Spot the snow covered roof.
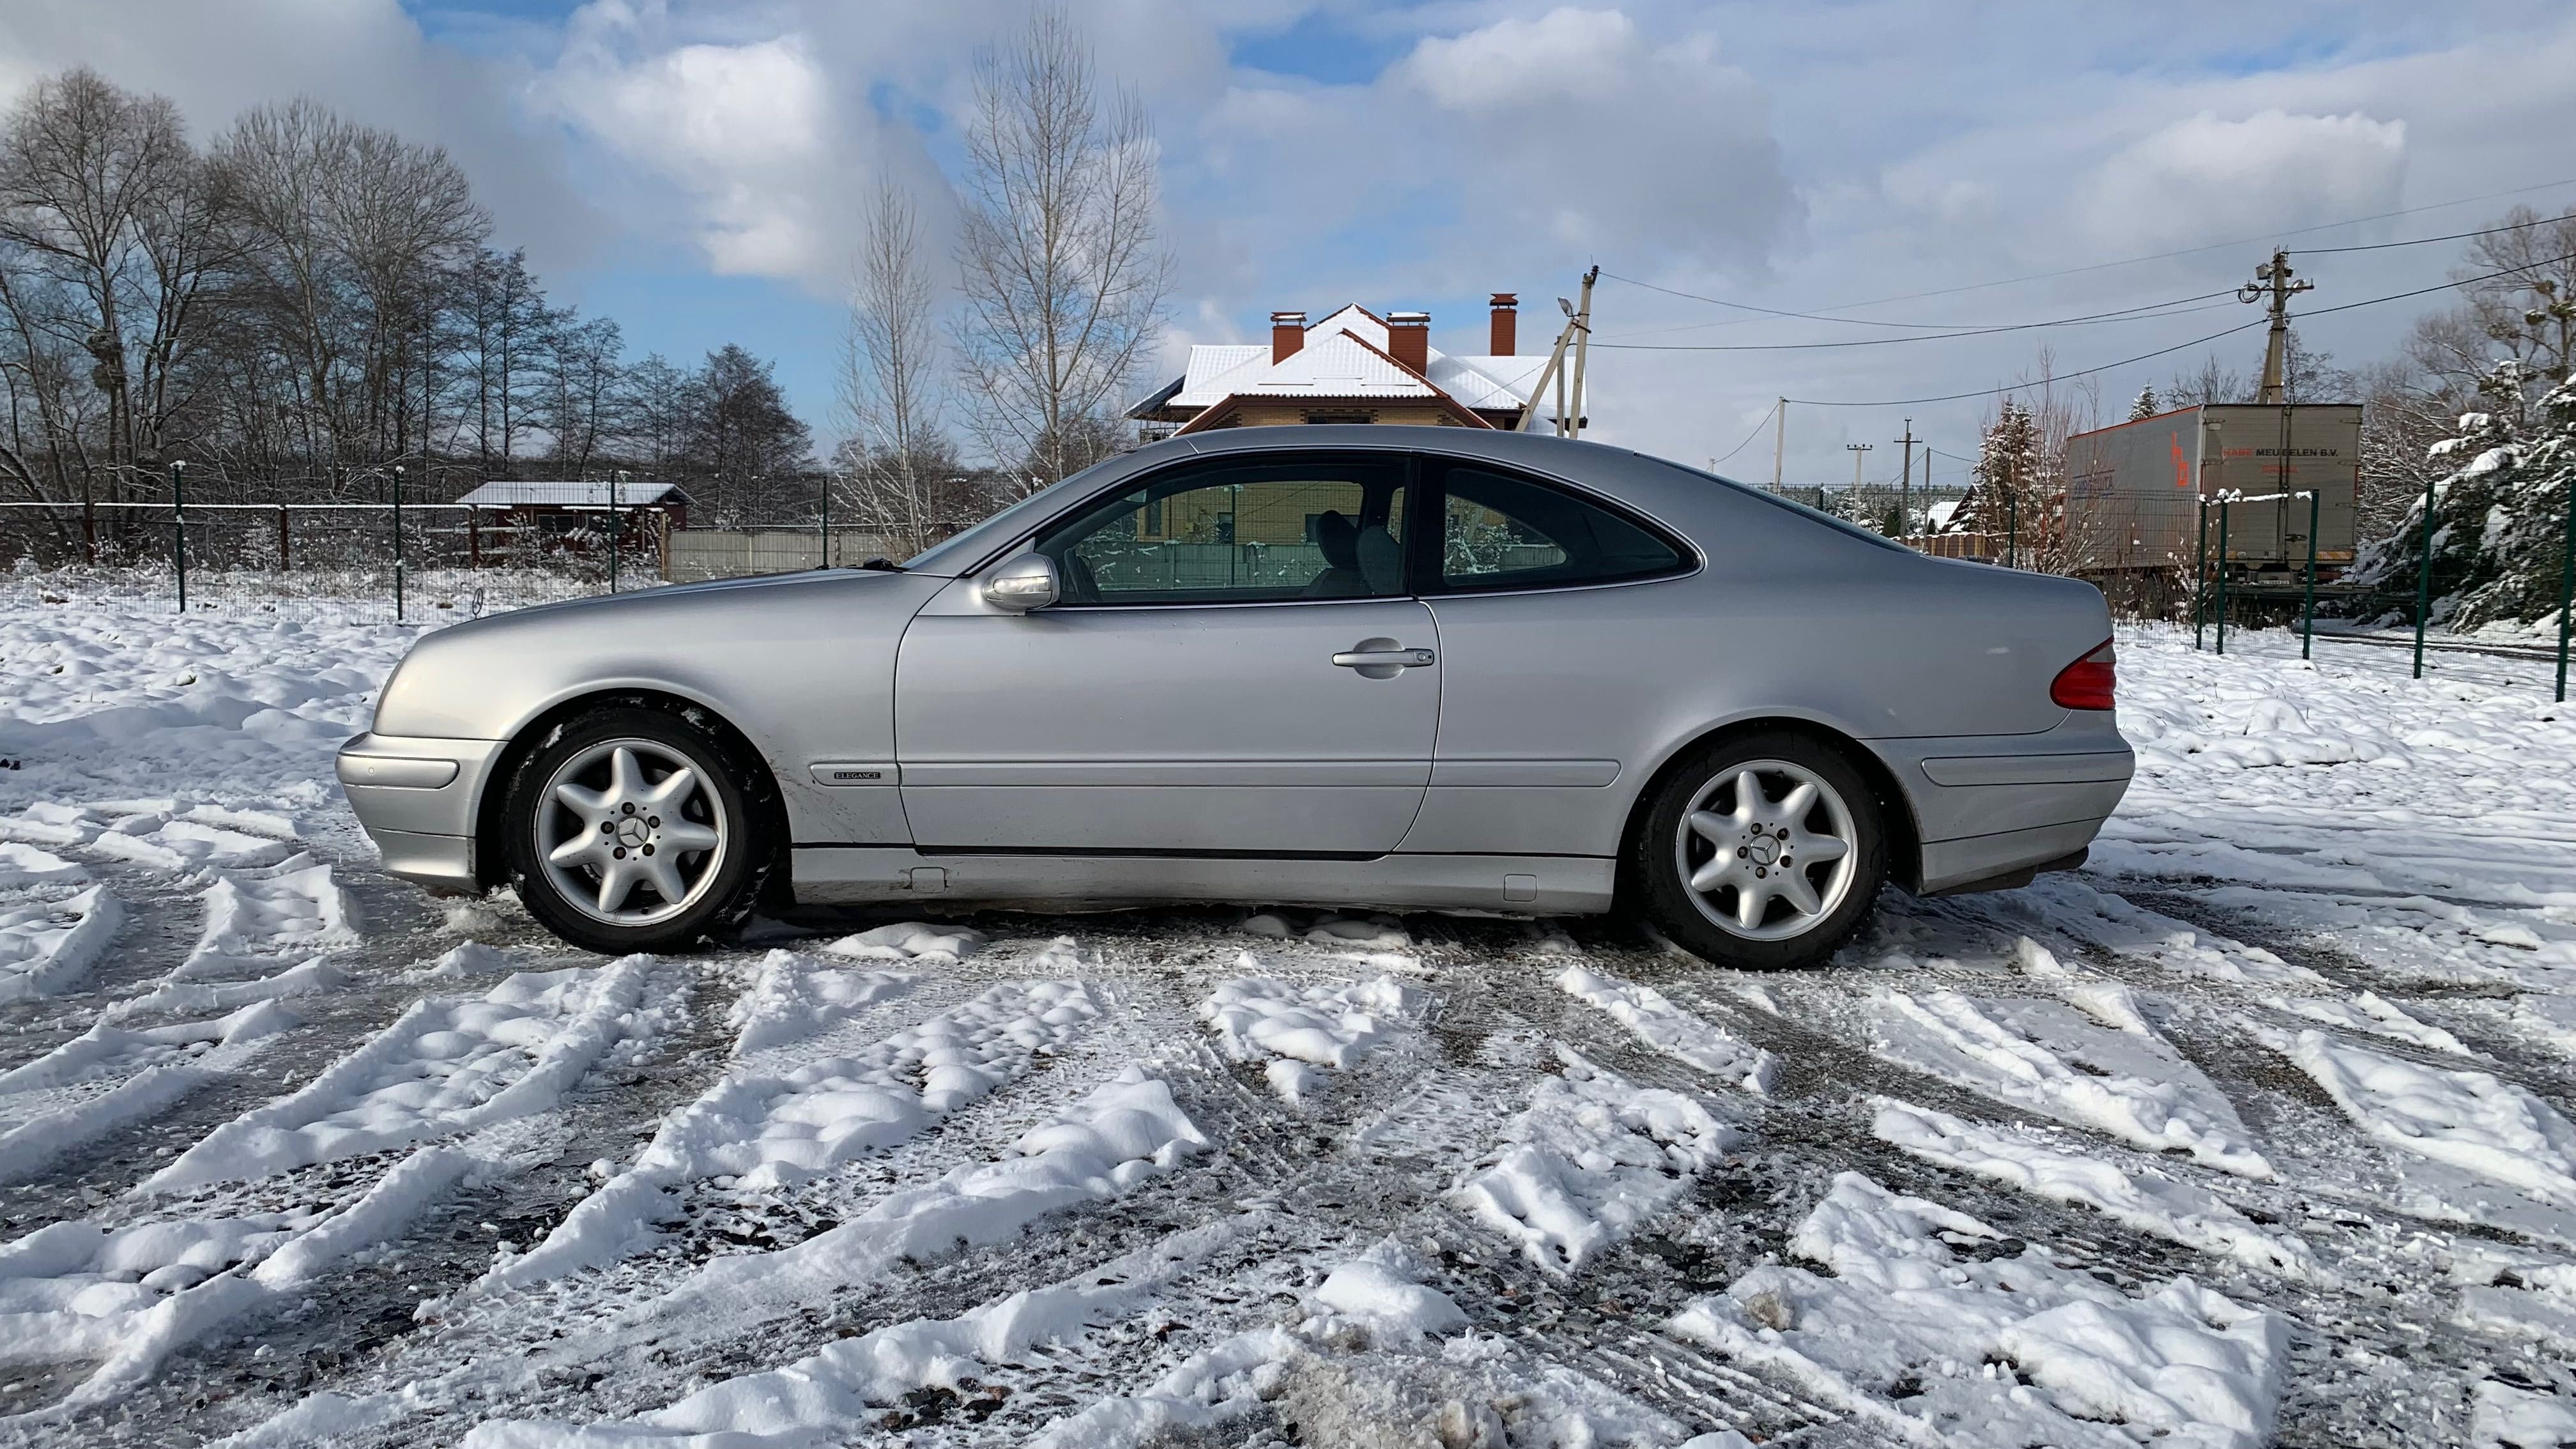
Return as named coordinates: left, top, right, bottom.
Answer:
left=457, top=480, right=691, bottom=507
left=1138, top=303, right=1543, bottom=421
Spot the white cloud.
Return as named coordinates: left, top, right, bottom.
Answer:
left=2076, top=110, right=2408, bottom=254
left=540, top=9, right=847, bottom=281
left=1390, top=8, right=1793, bottom=258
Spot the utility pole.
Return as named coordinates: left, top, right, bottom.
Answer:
left=1565, top=266, right=1598, bottom=438
left=1772, top=399, right=1787, bottom=492
left=2239, top=248, right=2313, bottom=405
left=1846, top=442, right=1873, bottom=502
left=1895, top=418, right=1919, bottom=539
left=1517, top=286, right=1581, bottom=435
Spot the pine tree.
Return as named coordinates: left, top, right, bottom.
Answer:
left=2128, top=385, right=2160, bottom=421
left=1958, top=397, right=2043, bottom=546
left=2347, top=358, right=2576, bottom=630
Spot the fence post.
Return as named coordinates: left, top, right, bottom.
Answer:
left=171, top=459, right=187, bottom=614
left=277, top=505, right=290, bottom=571
left=2193, top=494, right=2208, bottom=650
left=818, top=470, right=831, bottom=570
left=2214, top=499, right=2229, bottom=656
left=469, top=506, right=481, bottom=569
left=2302, top=489, right=2318, bottom=661
left=2412, top=470, right=2439, bottom=679
left=392, top=464, right=406, bottom=624
left=2557, top=466, right=2573, bottom=704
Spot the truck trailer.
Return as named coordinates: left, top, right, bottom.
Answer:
left=2060, top=402, right=2359, bottom=615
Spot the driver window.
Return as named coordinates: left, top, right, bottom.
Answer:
left=1033, top=459, right=1409, bottom=605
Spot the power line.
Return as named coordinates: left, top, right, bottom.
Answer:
left=2292, top=209, right=2573, bottom=256
left=1592, top=297, right=2235, bottom=353
left=1616, top=172, right=2576, bottom=341
left=1598, top=275, right=2234, bottom=337
left=1710, top=399, right=1779, bottom=464
left=1784, top=318, right=2269, bottom=407
left=1779, top=249, right=2576, bottom=408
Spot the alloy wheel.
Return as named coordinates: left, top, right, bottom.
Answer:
left=535, top=737, right=730, bottom=926
left=1673, top=758, right=1859, bottom=941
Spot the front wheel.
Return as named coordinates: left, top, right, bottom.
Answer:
left=1629, top=733, right=1887, bottom=970
left=504, top=706, right=765, bottom=954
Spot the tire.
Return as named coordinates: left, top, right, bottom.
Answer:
left=503, top=705, right=769, bottom=955
left=1628, top=731, right=1887, bottom=970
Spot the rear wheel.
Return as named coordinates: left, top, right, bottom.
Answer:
left=1630, top=732, right=1886, bottom=970
left=504, top=707, right=764, bottom=954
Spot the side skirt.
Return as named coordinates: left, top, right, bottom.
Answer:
left=790, top=847, right=1616, bottom=917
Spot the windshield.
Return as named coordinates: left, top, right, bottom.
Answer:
left=904, top=454, right=1154, bottom=576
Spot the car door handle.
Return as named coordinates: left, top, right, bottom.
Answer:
left=1332, top=647, right=1435, bottom=668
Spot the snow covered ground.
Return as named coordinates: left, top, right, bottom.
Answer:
left=0, top=597, right=2572, bottom=1447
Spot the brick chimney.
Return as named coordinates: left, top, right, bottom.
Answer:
left=1270, top=310, right=1306, bottom=364
left=1489, top=293, right=1517, bottom=356
left=1386, top=310, right=1429, bottom=374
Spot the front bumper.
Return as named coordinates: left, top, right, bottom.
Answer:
left=337, top=732, right=509, bottom=893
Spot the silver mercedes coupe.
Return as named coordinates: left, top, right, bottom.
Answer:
left=337, top=427, right=2133, bottom=969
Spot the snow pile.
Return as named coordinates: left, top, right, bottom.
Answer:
left=1303, top=1241, right=1468, bottom=1345
left=2274, top=1028, right=2576, bottom=1209
left=2457, top=1261, right=2576, bottom=1349
left=1873, top=988, right=2273, bottom=1177
left=411, top=940, right=527, bottom=981
left=1671, top=1172, right=2285, bottom=1449
left=79, top=805, right=293, bottom=873
left=2124, top=686, right=2409, bottom=769
left=2271, top=990, right=2476, bottom=1057
left=1453, top=1046, right=1736, bottom=1272
left=146, top=956, right=659, bottom=1191
left=0, top=841, right=86, bottom=889
left=1872, top=1098, right=2316, bottom=1278
left=1243, top=910, right=1413, bottom=951
left=2510, top=993, right=2576, bottom=1058
left=0, top=884, right=120, bottom=1003
left=817, top=920, right=984, bottom=962
left=624, top=1068, right=1208, bottom=1333
left=465, top=1217, right=1252, bottom=1449
left=0, top=1146, right=472, bottom=1413
left=0, top=1001, right=296, bottom=1183
left=483, top=976, right=1096, bottom=1290
left=1200, top=969, right=1418, bottom=1101
left=1018, top=1238, right=1690, bottom=1449
left=2472, top=1381, right=2576, bottom=1449
left=1554, top=963, right=1775, bottom=1092
left=103, top=854, right=362, bottom=1020
left=1991, top=876, right=2320, bottom=986
left=0, top=604, right=410, bottom=821
left=724, top=947, right=914, bottom=1055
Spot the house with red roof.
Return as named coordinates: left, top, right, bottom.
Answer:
left=1127, top=296, right=1554, bottom=439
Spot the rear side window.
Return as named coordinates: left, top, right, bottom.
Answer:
left=1430, top=464, right=1689, bottom=593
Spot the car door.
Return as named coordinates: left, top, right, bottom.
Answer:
left=1399, top=457, right=1698, bottom=859
left=893, top=452, right=1438, bottom=855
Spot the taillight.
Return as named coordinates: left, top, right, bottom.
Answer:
left=2051, top=640, right=2117, bottom=710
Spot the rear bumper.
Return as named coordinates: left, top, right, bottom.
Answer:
left=1871, top=724, right=2133, bottom=894
left=337, top=732, right=508, bottom=893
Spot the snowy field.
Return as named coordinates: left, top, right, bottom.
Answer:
left=1, top=597, right=2573, bottom=1449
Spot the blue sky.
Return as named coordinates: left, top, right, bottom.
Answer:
left=7, top=0, right=2575, bottom=480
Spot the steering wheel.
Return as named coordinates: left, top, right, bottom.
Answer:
left=1062, top=550, right=1101, bottom=604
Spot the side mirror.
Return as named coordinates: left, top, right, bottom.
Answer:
left=982, top=553, right=1061, bottom=611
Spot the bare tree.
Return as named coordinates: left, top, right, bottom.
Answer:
left=0, top=66, right=222, bottom=524
left=215, top=98, right=484, bottom=490
left=836, top=180, right=962, bottom=555
left=952, top=8, right=1170, bottom=491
